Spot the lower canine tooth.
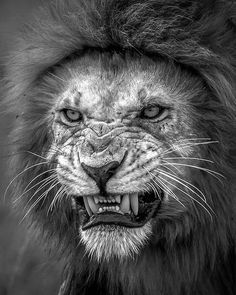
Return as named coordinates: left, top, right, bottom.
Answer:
left=87, top=196, right=99, bottom=214
left=83, top=197, right=92, bottom=216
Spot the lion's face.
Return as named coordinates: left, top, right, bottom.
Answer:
left=44, top=52, right=212, bottom=261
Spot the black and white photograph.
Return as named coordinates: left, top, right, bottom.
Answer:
left=0, top=1, right=235, bottom=294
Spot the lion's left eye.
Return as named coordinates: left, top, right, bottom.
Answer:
left=62, top=109, right=82, bottom=123
left=141, top=105, right=163, bottom=119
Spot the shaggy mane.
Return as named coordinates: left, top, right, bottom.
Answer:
left=4, top=0, right=236, bottom=110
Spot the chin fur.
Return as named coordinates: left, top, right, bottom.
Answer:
left=80, top=223, right=152, bottom=262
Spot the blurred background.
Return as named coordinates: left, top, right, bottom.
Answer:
left=0, top=1, right=62, bottom=294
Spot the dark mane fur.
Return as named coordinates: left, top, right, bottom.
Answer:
left=3, top=1, right=236, bottom=294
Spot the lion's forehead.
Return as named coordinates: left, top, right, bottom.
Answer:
left=54, top=55, right=191, bottom=120
left=58, top=78, right=168, bottom=121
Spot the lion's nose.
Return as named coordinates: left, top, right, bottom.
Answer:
left=81, top=161, right=120, bottom=193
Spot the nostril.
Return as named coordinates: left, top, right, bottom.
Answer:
left=86, top=141, right=96, bottom=153
left=105, top=161, right=120, bottom=175
left=81, top=161, right=120, bottom=192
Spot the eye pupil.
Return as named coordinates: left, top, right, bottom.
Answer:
left=142, top=105, right=161, bottom=119
left=63, top=109, right=82, bottom=122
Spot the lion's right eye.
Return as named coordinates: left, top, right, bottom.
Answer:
left=61, top=109, right=82, bottom=124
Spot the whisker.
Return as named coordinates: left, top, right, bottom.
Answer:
left=143, top=167, right=162, bottom=194
left=142, top=183, right=151, bottom=194
left=49, top=146, right=64, bottom=154
left=13, top=171, right=57, bottom=205
left=47, top=186, right=65, bottom=214
left=177, top=137, right=211, bottom=142
left=21, top=177, right=58, bottom=209
left=159, top=176, right=213, bottom=219
left=162, top=162, right=224, bottom=182
left=156, top=177, right=186, bottom=208
left=154, top=168, right=207, bottom=203
left=161, top=160, right=182, bottom=174
left=163, top=141, right=219, bottom=156
left=21, top=169, right=57, bottom=194
left=49, top=72, right=67, bottom=83
left=156, top=167, right=207, bottom=202
left=26, top=151, right=48, bottom=161
left=147, top=182, right=161, bottom=200
left=144, top=167, right=184, bottom=207
left=20, top=181, right=59, bottom=223
left=4, top=162, right=48, bottom=201
left=57, top=188, right=68, bottom=205
left=163, top=157, right=214, bottom=163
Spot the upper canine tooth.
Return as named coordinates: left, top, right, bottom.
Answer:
left=83, top=197, right=92, bottom=216
left=120, top=194, right=130, bottom=214
left=130, top=193, right=139, bottom=215
left=87, top=196, right=99, bottom=214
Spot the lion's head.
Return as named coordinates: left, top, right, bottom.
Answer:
left=3, top=1, right=236, bottom=295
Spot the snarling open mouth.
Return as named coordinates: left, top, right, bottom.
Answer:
left=75, top=190, right=163, bottom=230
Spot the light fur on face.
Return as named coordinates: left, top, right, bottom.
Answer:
left=80, top=223, right=152, bottom=262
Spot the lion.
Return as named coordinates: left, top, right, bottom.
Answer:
left=3, top=0, right=236, bottom=294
